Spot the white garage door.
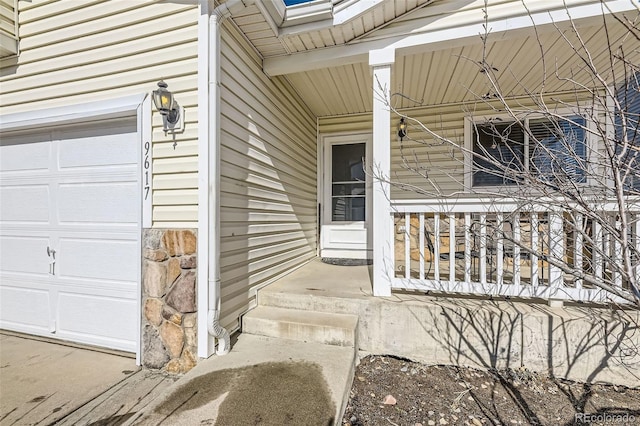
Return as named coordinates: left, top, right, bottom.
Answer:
left=0, top=118, right=140, bottom=352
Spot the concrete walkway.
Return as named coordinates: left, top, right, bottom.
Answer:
left=0, top=332, right=139, bottom=425
left=1, top=331, right=356, bottom=426
left=128, top=334, right=356, bottom=426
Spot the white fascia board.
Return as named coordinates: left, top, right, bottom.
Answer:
left=281, top=0, right=333, bottom=27
left=261, top=0, right=286, bottom=26
left=279, top=0, right=382, bottom=36
left=0, top=32, right=18, bottom=57
left=264, top=0, right=638, bottom=76
left=0, top=93, right=147, bottom=132
left=332, top=0, right=384, bottom=26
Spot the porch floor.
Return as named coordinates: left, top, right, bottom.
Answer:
left=261, top=258, right=374, bottom=299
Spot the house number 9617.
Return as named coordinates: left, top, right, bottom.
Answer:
left=144, top=141, right=150, bottom=200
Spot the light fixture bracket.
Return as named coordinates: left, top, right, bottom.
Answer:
left=161, top=105, right=184, bottom=134
left=398, top=117, right=407, bottom=141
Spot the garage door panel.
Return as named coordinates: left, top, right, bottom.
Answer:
left=57, top=238, right=137, bottom=283
left=0, top=235, right=51, bottom=276
left=0, top=285, right=51, bottom=333
left=58, top=124, right=137, bottom=170
left=58, top=181, right=138, bottom=225
left=0, top=136, right=51, bottom=173
left=56, top=292, right=137, bottom=352
left=0, top=185, right=50, bottom=223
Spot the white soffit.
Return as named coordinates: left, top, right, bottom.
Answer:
left=231, top=0, right=433, bottom=58
left=263, top=0, right=640, bottom=76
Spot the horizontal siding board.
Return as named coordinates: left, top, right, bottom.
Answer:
left=221, top=247, right=314, bottom=283
left=153, top=189, right=198, bottom=206
left=153, top=173, right=198, bottom=190
left=0, top=57, right=198, bottom=107
left=219, top=164, right=315, bottom=200
left=220, top=180, right=316, bottom=205
left=19, top=2, right=192, bottom=41
left=153, top=156, right=198, bottom=175
left=11, top=26, right=197, bottom=78
left=3, top=43, right=197, bottom=95
left=221, top=229, right=316, bottom=253
left=222, top=191, right=316, bottom=215
left=17, top=9, right=197, bottom=63
left=221, top=223, right=317, bottom=239
left=18, top=0, right=103, bottom=24
left=153, top=205, right=198, bottom=223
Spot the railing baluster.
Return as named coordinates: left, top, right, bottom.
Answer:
left=635, top=213, right=640, bottom=287
left=465, top=213, right=471, bottom=283
left=531, top=212, right=539, bottom=288
left=549, top=211, right=564, bottom=290
left=496, top=212, right=504, bottom=286
left=434, top=213, right=440, bottom=282
left=603, top=217, right=610, bottom=284
left=614, top=215, right=622, bottom=288
left=449, top=213, right=455, bottom=285
left=419, top=213, right=425, bottom=280
left=513, top=213, right=521, bottom=287
left=405, top=213, right=410, bottom=279
left=574, top=214, right=583, bottom=290
left=593, top=220, right=603, bottom=281
left=480, top=213, right=487, bottom=285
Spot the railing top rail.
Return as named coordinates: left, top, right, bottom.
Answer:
left=391, top=197, right=640, bottom=214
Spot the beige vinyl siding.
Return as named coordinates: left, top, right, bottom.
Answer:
left=219, top=21, right=317, bottom=332
left=319, top=93, right=597, bottom=199
left=0, top=0, right=17, bottom=56
left=0, top=1, right=199, bottom=227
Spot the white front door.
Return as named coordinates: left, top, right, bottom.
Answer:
left=320, top=134, right=372, bottom=260
left=0, top=118, right=140, bottom=352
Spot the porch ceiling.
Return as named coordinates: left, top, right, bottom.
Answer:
left=229, top=0, right=639, bottom=118
left=284, top=18, right=640, bottom=117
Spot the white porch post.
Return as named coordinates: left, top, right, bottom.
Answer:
left=370, top=48, right=394, bottom=297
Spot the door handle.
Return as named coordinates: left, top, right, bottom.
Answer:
left=47, top=246, right=56, bottom=275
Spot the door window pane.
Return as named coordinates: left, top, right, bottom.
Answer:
left=331, top=143, right=365, bottom=221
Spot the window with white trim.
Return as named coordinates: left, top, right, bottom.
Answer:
left=468, top=115, right=588, bottom=188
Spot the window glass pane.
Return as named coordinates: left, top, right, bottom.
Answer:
left=332, top=197, right=365, bottom=221
left=529, top=116, right=587, bottom=184
left=615, top=73, right=640, bottom=193
left=332, top=143, right=365, bottom=183
left=472, top=123, right=524, bottom=186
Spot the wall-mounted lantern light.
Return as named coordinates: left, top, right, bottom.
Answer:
left=398, top=117, right=407, bottom=141
left=152, top=80, right=184, bottom=134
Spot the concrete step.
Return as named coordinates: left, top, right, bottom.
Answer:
left=242, top=305, right=358, bottom=347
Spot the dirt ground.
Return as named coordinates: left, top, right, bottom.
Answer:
left=342, top=355, right=640, bottom=426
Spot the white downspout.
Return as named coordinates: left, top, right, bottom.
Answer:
left=203, top=0, right=252, bottom=356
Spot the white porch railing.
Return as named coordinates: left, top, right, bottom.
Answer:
left=390, top=199, right=640, bottom=304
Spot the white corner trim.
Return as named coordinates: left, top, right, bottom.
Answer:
left=0, top=94, right=148, bottom=132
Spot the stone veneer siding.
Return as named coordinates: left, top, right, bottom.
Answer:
left=142, top=229, right=198, bottom=373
